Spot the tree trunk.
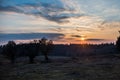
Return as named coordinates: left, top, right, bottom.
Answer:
left=10, top=57, right=15, bottom=64
left=44, top=53, right=48, bottom=61
left=10, top=55, right=15, bottom=64
left=29, top=56, right=34, bottom=63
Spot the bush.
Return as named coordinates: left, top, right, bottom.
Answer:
left=2, top=41, right=16, bottom=64
left=116, top=36, right=120, bottom=51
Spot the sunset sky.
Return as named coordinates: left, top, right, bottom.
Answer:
left=0, top=0, right=120, bottom=44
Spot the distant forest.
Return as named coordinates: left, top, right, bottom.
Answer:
left=0, top=33, right=120, bottom=64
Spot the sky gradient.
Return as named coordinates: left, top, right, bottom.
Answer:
left=0, top=0, right=120, bottom=44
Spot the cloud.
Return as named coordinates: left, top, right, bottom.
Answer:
left=98, top=21, right=120, bottom=30
left=75, top=27, right=95, bottom=32
left=71, top=35, right=82, bottom=38
left=0, top=0, right=83, bottom=23
left=0, top=33, right=65, bottom=42
left=1, top=0, right=120, bottom=24
left=0, top=5, right=23, bottom=13
left=50, top=28, right=63, bottom=32
left=86, top=38, right=105, bottom=41
left=0, top=30, right=4, bottom=33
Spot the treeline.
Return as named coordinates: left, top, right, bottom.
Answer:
left=0, top=37, right=53, bottom=64
left=51, top=43, right=117, bottom=57
left=0, top=34, right=120, bottom=64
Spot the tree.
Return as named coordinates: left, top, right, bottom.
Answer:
left=29, top=43, right=39, bottom=63
left=116, top=31, right=120, bottom=51
left=2, top=41, right=16, bottom=64
left=39, top=37, right=54, bottom=62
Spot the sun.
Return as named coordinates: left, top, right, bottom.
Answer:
left=80, top=37, right=85, bottom=41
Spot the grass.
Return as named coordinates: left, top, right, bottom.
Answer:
left=1, top=54, right=120, bottom=80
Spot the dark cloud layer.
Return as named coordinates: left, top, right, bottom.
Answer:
left=0, top=0, right=82, bottom=23
left=86, top=39, right=105, bottom=41
left=0, top=5, right=23, bottom=13
left=0, top=33, right=64, bottom=41
left=71, top=35, right=82, bottom=38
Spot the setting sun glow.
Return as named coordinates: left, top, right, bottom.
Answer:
left=81, top=37, right=85, bottom=41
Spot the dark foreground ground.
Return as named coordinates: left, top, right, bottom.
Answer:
left=0, top=54, right=120, bottom=80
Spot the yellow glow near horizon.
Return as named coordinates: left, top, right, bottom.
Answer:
left=80, top=37, right=85, bottom=41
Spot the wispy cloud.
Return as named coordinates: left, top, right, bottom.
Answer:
left=75, top=27, right=95, bottom=32
left=0, top=0, right=84, bottom=23
left=98, top=21, right=120, bottom=31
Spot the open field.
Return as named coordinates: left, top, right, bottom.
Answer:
left=1, top=54, right=120, bottom=80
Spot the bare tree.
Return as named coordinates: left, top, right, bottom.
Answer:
left=39, top=37, right=54, bottom=62
left=28, top=43, right=39, bottom=63
left=116, top=31, right=120, bottom=52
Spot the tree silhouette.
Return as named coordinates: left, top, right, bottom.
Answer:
left=27, top=43, right=39, bottom=63
left=39, top=37, right=53, bottom=62
left=3, top=41, right=16, bottom=64
left=116, top=31, right=120, bottom=51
